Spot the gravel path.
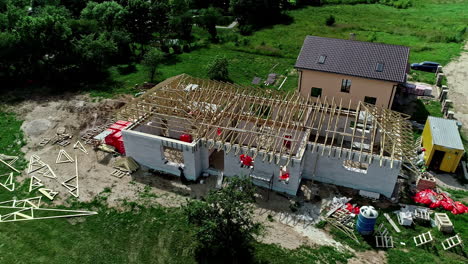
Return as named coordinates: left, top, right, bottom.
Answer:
left=443, top=42, right=468, bottom=134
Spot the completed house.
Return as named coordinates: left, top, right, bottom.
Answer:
left=295, top=36, right=410, bottom=109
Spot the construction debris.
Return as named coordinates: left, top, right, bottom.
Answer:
left=0, top=154, right=21, bottom=173
left=324, top=197, right=359, bottom=244
left=384, top=213, right=401, bottom=233
left=0, top=172, right=15, bottom=191
left=36, top=164, right=57, bottom=179
left=110, top=169, right=128, bottom=178
left=56, top=149, right=74, bottom=164
left=61, top=155, right=79, bottom=197
left=375, top=223, right=393, bottom=248
left=28, top=155, right=46, bottom=174
left=29, top=176, right=44, bottom=192
left=359, top=190, right=380, bottom=200
left=38, top=188, right=59, bottom=200
left=416, top=172, right=436, bottom=191
left=396, top=207, right=413, bottom=226
left=0, top=206, right=97, bottom=223
left=413, top=231, right=433, bottom=246
left=73, top=141, right=88, bottom=154
left=413, top=208, right=431, bottom=223
left=0, top=197, right=42, bottom=208
left=434, top=213, right=454, bottom=233
left=0, top=154, right=18, bottom=166
left=441, top=234, right=463, bottom=250
left=38, top=137, right=51, bottom=147
left=325, top=197, right=352, bottom=218
left=375, top=224, right=393, bottom=248
left=113, top=157, right=139, bottom=173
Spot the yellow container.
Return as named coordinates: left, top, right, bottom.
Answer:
left=422, top=117, right=464, bottom=173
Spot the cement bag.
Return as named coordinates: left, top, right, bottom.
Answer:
left=441, top=198, right=455, bottom=211
left=451, top=202, right=468, bottom=215
left=414, top=189, right=438, bottom=205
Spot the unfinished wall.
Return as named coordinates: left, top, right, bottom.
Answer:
left=302, top=143, right=400, bottom=197
left=122, top=129, right=207, bottom=180
left=223, top=145, right=302, bottom=195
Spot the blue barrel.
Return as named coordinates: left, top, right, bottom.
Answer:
left=356, top=206, right=378, bottom=235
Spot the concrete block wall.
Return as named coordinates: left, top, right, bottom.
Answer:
left=223, top=145, right=302, bottom=195
left=303, top=143, right=400, bottom=197
left=122, top=129, right=206, bottom=180
left=307, top=112, right=382, bottom=144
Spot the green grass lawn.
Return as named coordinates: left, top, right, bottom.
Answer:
left=412, top=99, right=443, bottom=123
left=92, top=1, right=467, bottom=97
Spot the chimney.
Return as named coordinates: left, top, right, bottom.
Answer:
left=349, top=33, right=356, bottom=40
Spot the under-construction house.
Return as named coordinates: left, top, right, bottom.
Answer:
left=117, top=74, right=416, bottom=198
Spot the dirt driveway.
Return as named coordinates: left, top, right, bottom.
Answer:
left=443, top=42, right=468, bottom=134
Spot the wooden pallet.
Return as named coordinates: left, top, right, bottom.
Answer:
left=414, top=231, right=433, bottom=246
left=110, top=169, right=128, bottom=178
left=441, top=234, right=463, bottom=250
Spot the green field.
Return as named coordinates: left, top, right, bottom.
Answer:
left=93, top=0, right=468, bottom=97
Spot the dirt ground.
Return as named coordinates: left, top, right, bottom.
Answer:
left=443, top=42, right=468, bottom=134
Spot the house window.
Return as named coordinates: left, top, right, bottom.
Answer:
left=310, top=87, right=322, bottom=97
left=375, top=63, right=384, bottom=72
left=341, top=79, right=352, bottom=93
left=364, top=96, right=377, bottom=105
left=318, top=55, right=327, bottom=64
left=343, top=160, right=369, bottom=174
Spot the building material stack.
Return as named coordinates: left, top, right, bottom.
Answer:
left=104, top=121, right=132, bottom=154
left=434, top=213, right=454, bottom=233
left=416, top=172, right=436, bottom=191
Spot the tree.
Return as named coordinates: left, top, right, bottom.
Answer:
left=197, top=7, right=221, bottom=42
left=206, top=56, right=229, bottom=81
left=81, top=1, right=127, bottom=31
left=183, top=177, right=262, bottom=262
left=230, top=0, right=286, bottom=29
left=169, top=0, right=193, bottom=41
left=72, top=33, right=118, bottom=75
left=142, top=48, right=164, bottom=82
left=122, top=0, right=152, bottom=55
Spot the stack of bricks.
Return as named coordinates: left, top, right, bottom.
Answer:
left=416, top=172, right=437, bottom=191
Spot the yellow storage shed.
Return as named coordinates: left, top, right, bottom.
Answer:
left=422, top=116, right=465, bottom=173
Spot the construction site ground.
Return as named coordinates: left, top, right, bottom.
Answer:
left=4, top=94, right=361, bottom=255
left=3, top=93, right=466, bottom=263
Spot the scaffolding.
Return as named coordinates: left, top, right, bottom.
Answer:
left=117, top=74, right=415, bottom=168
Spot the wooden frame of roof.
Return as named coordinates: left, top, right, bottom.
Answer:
left=116, top=74, right=416, bottom=168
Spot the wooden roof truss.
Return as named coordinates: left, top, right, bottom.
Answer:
left=117, top=74, right=415, bottom=167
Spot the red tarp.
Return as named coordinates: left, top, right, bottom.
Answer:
left=414, top=189, right=468, bottom=214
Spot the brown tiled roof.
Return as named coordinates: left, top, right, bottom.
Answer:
left=295, top=36, right=410, bottom=83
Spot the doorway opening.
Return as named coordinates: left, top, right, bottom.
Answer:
left=209, top=150, right=224, bottom=171
left=430, top=150, right=445, bottom=171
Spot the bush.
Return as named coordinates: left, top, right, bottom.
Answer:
left=206, top=56, right=229, bottom=81
left=325, top=15, right=335, bottom=26
left=239, top=24, right=254, bottom=35
left=172, top=44, right=182, bottom=54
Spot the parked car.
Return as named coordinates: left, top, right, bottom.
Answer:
left=410, top=61, right=440, bottom=72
